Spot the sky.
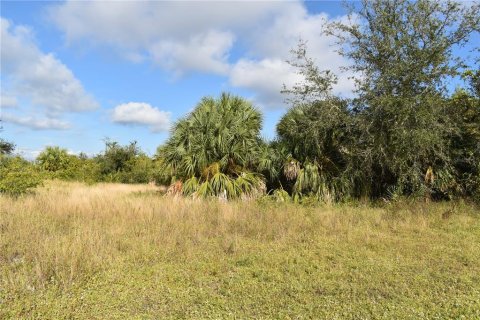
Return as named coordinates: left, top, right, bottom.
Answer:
left=0, top=1, right=477, bottom=159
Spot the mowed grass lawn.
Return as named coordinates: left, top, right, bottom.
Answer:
left=1, top=181, right=479, bottom=319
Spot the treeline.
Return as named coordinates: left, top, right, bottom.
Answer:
left=0, top=139, right=171, bottom=196
left=1, top=0, right=479, bottom=202
left=158, top=0, right=480, bottom=203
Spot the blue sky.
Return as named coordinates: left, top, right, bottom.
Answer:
left=0, top=1, right=478, bottom=159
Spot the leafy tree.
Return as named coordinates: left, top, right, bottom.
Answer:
left=326, top=0, right=480, bottom=198
left=281, top=40, right=338, bottom=105
left=118, top=154, right=157, bottom=184
left=159, top=93, right=266, bottom=199
left=279, top=39, right=357, bottom=202
left=463, top=69, right=480, bottom=98
left=97, top=140, right=141, bottom=180
left=54, top=154, right=102, bottom=183
left=256, top=140, right=286, bottom=192
left=0, top=138, right=15, bottom=155
left=445, top=89, right=480, bottom=200
left=152, top=153, right=175, bottom=186
left=37, top=146, right=71, bottom=172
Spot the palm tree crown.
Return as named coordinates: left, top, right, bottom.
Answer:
left=159, top=93, right=266, bottom=199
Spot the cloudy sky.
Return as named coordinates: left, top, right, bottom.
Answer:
left=0, top=1, right=476, bottom=159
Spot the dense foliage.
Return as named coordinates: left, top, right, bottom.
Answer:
left=275, top=0, right=480, bottom=202
left=0, top=140, right=163, bottom=196
left=0, top=156, right=43, bottom=196
left=327, top=0, right=479, bottom=200
left=96, top=140, right=157, bottom=183
left=158, top=93, right=266, bottom=199
left=1, top=0, right=478, bottom=203
left=276, top=99, right=354, bottom=202
left=0, top=138, right=15, bottom=155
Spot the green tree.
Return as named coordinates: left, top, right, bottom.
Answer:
left=119, top=154, right=157, bottom=184
left=277, top=99, right=354, bottom=201
left=159, top=93, right=266, bottom=199
left=279, top=39, right=357, bottom=202
left=327, top=0, right=480, bottom=198
left=97, top=140, right=141, bottom=181
left=53, top=154, right=102, bottom=183
left=445, top=89, right=480, bottom=200
left=463, top=68, right=480, bottom=98
left=0, top=138, right=15, bottom=155
left=37, top=146, right=71, bottom=172
left=281, top=40, right=338, bottom=105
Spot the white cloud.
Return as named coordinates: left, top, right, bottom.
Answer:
left=0, top=17, right=99, bottom=114
left=49, top=1, right=288, bottom=76
left=149, top=30, right=234, bottom=77
left=0, top=94, right=18, bottom=108
left=111, top=102, right=171, bottom=132
left=49, top=1, right=287, bottom=47
left=2, top=113, right=70, bottom=130
left=230, top=6, right=355, bottom=107
left=230, top=58, right=302, bottom=108
left=49, top=1, right=356, bottom=108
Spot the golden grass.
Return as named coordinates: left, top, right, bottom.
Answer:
left=1, top=181, right=480, bottom=319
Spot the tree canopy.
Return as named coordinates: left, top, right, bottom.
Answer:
left=158, top=93, right=266, bottom=199
left=279, top=0, right=479, bottom=201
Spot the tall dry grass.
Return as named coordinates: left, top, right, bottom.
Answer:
left=1, top=181, right=479, bottom=318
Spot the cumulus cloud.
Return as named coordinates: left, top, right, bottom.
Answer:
left=111, top=102, right=171, bottom=132
left=49, top=1, right=287, bottom=75
left=2, top=113, right=70, bottom=130
left=49, top=1, right=287, bottom=46
left=231, top=6, right=356, bottom=107
left=230, top=58, right=302, bottom=108
left=149, top=30, right=234, bottom=77
left=49, top=1, right=355, bottom=108
left=0, top=17, right=99, bottom=114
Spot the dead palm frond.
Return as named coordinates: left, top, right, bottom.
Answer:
left=284, top=158, right=300, bottom=181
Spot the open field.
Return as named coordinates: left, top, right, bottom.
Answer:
left=1, top=181, right=480, bottom=319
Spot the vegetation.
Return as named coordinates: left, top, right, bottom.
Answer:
left=0, top=138, right=15, bottom=155
left=1, top=182, right=479, bottom=319
left=1, top=0, right=478, bottom=203
left=276, top=0, right=480, bottom=202
left=37, top=146, right=72, bottom=173
left=158, top=93, right=267, bottom=199
left=326, top=0, right=479, bottom=200
left=0, top=156, right=43, bottom=196
left=0, top=139, right=165, bottom=196
left=1, top=1, right=479, bottom=318
left=276, top=98, right=353, bottom=202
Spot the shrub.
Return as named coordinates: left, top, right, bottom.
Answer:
left=37, top=146, right=71, bottom=172
left=0, top=156, right=43, bottom=196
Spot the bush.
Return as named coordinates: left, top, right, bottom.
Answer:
left=0, top=156, right=43, bottom=196
left=117, top=155, right=156, bottom=184
left=53, top=156, right=102, bottom=184
left=37, top=146, right=71, bottom=172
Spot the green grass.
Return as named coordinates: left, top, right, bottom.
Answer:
left=1, top=182, right=479, bottom=319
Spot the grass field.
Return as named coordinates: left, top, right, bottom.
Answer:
left=1, top=181, right=479, bottom=319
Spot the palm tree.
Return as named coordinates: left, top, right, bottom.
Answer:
left=276, top=99, right=355, bottom=202
left=158, top=93, right=266, bottom=199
